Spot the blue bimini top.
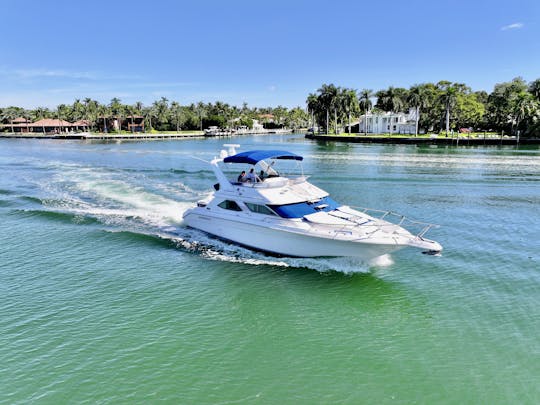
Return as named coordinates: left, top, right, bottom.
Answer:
left=223, top=150, right=303, bottom=165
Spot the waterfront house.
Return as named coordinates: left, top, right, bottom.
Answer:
left=1, top=118, right=77, bottom=134
left=96, top=116, right=145, bottom=132
left=259, top=113, right=275, bottom=123
left=72, top=119, right=91, bottom=132
left=30, top=118, right=75, bottom=133
left=359, top=110, right=417, bottom=134
left=2, top=117, right=31, bottom=132
left=125, top=115, right=144, bottom=132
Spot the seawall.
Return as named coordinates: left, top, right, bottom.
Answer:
left=304, top=134, right=540, bottom=146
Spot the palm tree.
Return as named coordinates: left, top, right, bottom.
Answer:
left=109, top=98, right=123, bottom=132
left=529, top=78, right=540, bottom=101
left=121, top=105, right=134, bottom=133
left=152, top=97, right=170, bottom=130
left=98, top=104, right=110, bottom=132
left=82, top=98, right=98, bottom=130
left=407, top=85, right=425, bottom=137
left=72, top=99, right=84, bottom=121
left=82, top=98, right=91, bottom=122
left=241, top=102, right=248, bottom=113
left=33, top=106, right=49, bottom=133
left=134, top=101, right=143, bottom=113
left=317, top=84, right=339, bottom=134
left=332, top=87, right=343, bottom=134
left=377, top=87, right=405, bottom=113
left=195, top=102, right=207, bottom=131
left=306, top=93, right=319, bottom=131
left=144, top=105, right=158, bottom=132
left=2, top=107, right=19, bottom=133
left=440, top=85, right=458, bottom=136
left=22, top=109, right=32, bottom=133
left=57, top=104, right=72, bottom=133
left=130, top=101, right=143, bottom=133
left=340, top=88, right=359, bottom=134
left=170, top=101, right=185, bottom=132
left=512, top=92, right=538, bottom=136
left=359, top=89, right=373, bottom=135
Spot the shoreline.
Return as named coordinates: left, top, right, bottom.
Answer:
left=0, top=132, right=206, bottom=141
left=3, top=131, right=539, bottom=146
left=0, top=130, right=300, bottom=141
left=305, top=134, right=540, bottom=146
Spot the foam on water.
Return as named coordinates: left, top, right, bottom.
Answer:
left=369, top=253, right=394, bottom=267
left=167, top=230, right=373, bottom=274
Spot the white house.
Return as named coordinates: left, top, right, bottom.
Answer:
left=252, top=119, right=264, bottom=133
left=359, top=109, right=417, bottom=134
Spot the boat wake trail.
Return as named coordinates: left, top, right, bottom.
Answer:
left=26, top=163, right=388, bottom=274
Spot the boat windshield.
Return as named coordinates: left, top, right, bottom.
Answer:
left=268, top=196, right=339, bottom=218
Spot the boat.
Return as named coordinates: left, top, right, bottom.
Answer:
left=204, top=126, right=237, bottom=137
left=182, top=144, right=442, bottom=260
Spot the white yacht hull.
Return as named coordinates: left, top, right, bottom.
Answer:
left=183, top=210, right=406, bottom=260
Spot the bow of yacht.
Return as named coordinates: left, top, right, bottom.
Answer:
left=182, top=145, right=442, bottom=260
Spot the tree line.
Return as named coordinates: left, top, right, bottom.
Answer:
left=0, top=98, right=309, bottom=133
left=1, top=77, right=539, bottom=136
left=307, top=77, right=540, bottom=137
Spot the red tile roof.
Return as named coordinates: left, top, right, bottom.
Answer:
left=30, top=118, right=74, bottom=127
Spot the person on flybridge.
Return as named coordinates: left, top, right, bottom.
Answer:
left=246, top=168, right=257, bottom=182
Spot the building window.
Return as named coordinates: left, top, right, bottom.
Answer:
left=393, top=125, right=397, bottom=131
left=245, top=202, right=277, bottom=216
left=218, top=200, right=242, bottom=211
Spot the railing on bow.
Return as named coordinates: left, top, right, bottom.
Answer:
left=338, top=206, right=440, bottom=239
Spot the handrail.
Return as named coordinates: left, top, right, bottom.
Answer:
left=328, top=205, right=440, bottom=240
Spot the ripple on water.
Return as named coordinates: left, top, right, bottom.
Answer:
left=1, top=138, right=540, bottom=403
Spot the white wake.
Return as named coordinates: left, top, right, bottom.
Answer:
left=32, top=162, right=392, bottom=274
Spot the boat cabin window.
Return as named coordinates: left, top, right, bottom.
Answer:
left=268, top=196, right=339, bottom=218
left=245, top=202, right=277, bottom=216
left=217, top=200, right=243, bottom=211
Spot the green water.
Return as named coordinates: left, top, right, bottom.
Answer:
left=1, top=135, right=539, bottom=403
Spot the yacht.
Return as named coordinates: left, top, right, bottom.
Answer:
left=183, top=145, right=442, bottom=260
left=204, top=126, right=237, bottom=137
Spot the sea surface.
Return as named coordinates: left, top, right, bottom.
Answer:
left=1, top=134, right=539, bottom=404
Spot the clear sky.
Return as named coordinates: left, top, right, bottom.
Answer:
left=1, top=0, right=539, bottom=109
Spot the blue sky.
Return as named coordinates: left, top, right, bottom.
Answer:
left=1, top=0, right=539, bottom=108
